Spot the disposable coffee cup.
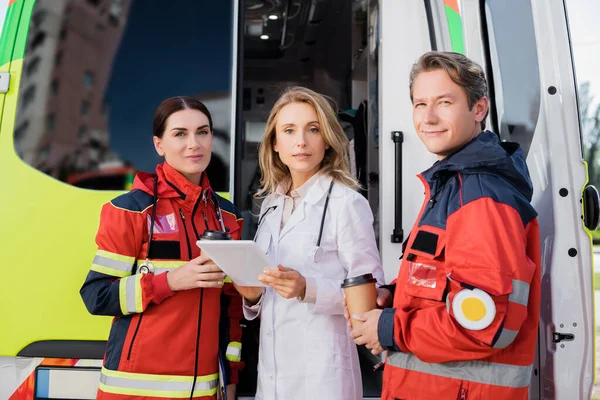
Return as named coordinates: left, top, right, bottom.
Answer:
left=341, top=273, right=377, bottom=328
left=199, top=230, right=231, bottom=241
left=199, top=230, right=231, bottom=282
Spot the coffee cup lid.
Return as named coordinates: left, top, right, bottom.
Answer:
left=341, top=273, right=377, bottom=288
left=200, top=230, right=231, bottom=240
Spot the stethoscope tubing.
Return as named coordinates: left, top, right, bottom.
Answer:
left=254, top=179, right=335, bottom=263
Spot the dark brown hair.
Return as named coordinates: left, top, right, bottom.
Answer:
left=152, top=96, right=213, bottom=138
left=409, top=52, right=489, bottom=129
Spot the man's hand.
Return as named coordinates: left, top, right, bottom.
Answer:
left=349, top=309, right=384, bottom=355
left=376, top=287, right=393, bottom=308
left=343, top=287, right=393, bottom=328
left=258, top=265, right=306, bottom=299
left=166, top=254, right=225, bottom=291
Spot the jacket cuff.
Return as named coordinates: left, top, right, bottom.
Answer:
left=298, top=277, right=317, bottom=304
left=378, top=283, right=396, bottom=297
left=378, top=308, right=401, bottom=351
left=151, top=272, right=175, bottom=304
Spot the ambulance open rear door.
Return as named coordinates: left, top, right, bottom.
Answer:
left=377, top=1, right=598, bottom=398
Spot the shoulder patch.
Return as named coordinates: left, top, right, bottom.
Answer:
left=215, top=193, right=242, bottom=220
left=110, top=189, right=154, bottom=213
left=451, top=288, right=496, bottom=331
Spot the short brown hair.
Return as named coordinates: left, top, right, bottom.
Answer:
left=256, top=87, right=359, bottom=197
left=409, top=52, right=488, bottom=130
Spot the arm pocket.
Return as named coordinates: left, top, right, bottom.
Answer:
left=446, top=268, right=513, bottom=345
left=403, top=228, right=446, bottom=301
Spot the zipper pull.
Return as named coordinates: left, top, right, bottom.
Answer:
left=428, top=198, right=437, bottom=209
left=202, top=190, right=208, bottom=207
left=458, top=388, right=468, bottom=400
left=179, top=208, right=185, bottom=221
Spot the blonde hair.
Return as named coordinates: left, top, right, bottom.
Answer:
left=256, top=86, right=359, bottom=197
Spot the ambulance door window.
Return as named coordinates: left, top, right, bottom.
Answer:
left=482, top=0, right=541, bottom=156
left=13, top=0, right=236, bottom=192
left=565, top=0, right=600, bottom=192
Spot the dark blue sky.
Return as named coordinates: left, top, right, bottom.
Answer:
left=105, top=0, right=234, bottom=173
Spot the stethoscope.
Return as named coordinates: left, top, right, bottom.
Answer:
left=254, top=180, right=334, bottom=263
left=138, top=175, right=226, bottom=274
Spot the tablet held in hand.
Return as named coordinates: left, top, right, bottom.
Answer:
left=196, top=240, right=275, bottom=286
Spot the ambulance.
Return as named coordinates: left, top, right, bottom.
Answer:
left=0, top=0, right=597, bottom=399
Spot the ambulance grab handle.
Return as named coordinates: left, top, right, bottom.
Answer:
left=391, top=131, right=404, bottom=243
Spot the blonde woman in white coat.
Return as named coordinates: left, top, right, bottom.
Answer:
left=235, top=87, right=385, bottom=400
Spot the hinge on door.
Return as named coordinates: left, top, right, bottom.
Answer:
left=553, top=332, right=575, bottom=343
left=0, top=73, right=10, bottom=93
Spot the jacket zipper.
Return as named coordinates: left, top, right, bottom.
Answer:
left=189, top=195, right=204, bottom=399
left=458, top=388, right=468, bottom=400
left=179, top=209, right=192, bottom=259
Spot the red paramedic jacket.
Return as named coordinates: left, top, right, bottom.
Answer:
left=378, top=131, right=541, bottom=400
left=80, top=162, right=244, bottom=400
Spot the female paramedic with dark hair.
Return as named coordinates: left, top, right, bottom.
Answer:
left=80, top=96, right=243, bottom=400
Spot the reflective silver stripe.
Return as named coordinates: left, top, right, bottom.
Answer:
left=93, top=255, right=132, bottom=273
left=141, top=261, right=186, bottom=275
left=125, top=276, right=137, bottom=313
left=100, top=372, right=218, bottom=392
left=226, top=346, right=242, bottom=359
left=387, top=352, right=532, bottom=388
left=493, top=328, right=519, bottom=349
left=509, top=279, right=529, bottom=306
left=153, top=267, right=176, bottom=275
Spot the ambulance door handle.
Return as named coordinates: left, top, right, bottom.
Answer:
left=552, top=332, right=575, bottom=343
left=391, top=131, right=404, bottom=243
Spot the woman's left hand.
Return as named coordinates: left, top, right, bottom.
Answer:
left=259, top=265, right=306, bottom=299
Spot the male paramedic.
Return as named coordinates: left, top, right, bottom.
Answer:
left=349, top=51, right=541, bottom=400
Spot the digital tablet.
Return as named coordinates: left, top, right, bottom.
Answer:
left=196, top=240, right=275, bottom=287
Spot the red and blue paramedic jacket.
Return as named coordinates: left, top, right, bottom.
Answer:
left=378, top=131, right=541, bottom=400
left=80, top=162, right=244, bottom=400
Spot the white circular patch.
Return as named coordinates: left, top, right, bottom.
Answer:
left=452, top=288, right=496, bottom=331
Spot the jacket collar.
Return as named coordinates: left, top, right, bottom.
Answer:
left=419, top=130, right=533, bottom=202
left=303, top=174, right=335, bottom=205
left=133, top=162, right=212, bottom=209
left=262, top=174, right=334, bottom=243
left=279, top=174, right=334, bottom=240
left=263, top=195, right=284, bottom=244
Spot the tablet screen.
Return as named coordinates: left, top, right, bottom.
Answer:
left=196, top=240, right=275, bottom=286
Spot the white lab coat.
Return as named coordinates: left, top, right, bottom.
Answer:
left=244, top=174, right=385, bottom=400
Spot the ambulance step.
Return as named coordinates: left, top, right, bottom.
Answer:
left=35, top=367, right=100, bottom=399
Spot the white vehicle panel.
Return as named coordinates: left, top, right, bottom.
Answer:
left=378, top=0, right=437, bottom=281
